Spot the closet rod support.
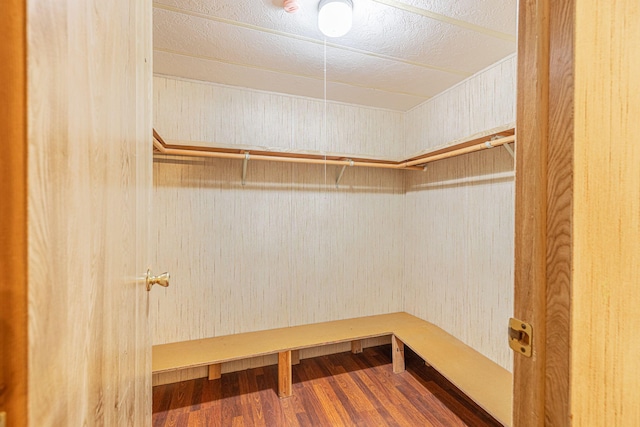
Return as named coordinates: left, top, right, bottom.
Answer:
left=503, top=143, right=515, bottom=159
left=241, top=152, right=250, bottom=186
left=335, top=159, right=353, bottom=188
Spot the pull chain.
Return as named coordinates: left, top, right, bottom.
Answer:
left=323, top=38, right=327, bottom=187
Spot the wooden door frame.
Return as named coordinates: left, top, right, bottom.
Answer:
left=1, top=0, right=577, bottom=425
left=514, top=0, right=574, bottom=425
left=0, top=0, right=28, bottom=425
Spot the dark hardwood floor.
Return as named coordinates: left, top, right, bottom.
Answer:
left=153, top=345, right=503, bottom=426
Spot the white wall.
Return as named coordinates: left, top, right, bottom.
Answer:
left=150, top=156, right=404, bottom=384
left=154, top=76, right=406, bottom=160
left=151, top=158, right=405, bottom=344
left=405, top=55, right=516, bottom=155
left=403, top=152, right=515, bottom=371
left=403, top=55, right=516, bottom=371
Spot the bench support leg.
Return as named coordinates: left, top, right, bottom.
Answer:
left=291, top=349, right=300, bottom=365
left=208, top=363, right=221, bottom=380
left=392, top=335, right=405, bottom=374
left=351, top=340, right=363, bottom=354
left=278, top=350, right=292, bottom=398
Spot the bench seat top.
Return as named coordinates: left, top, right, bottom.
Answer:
left=152, top=312, right=512, bottom=426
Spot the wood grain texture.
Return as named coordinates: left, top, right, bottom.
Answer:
left=152, top=316, right=397, bottom=374
left=153, top=345, right=502, bottom=427
left=391, top=335, right=405, bottom=373
left=405, top=55, right=516, bottom=155
left=0, top=0, right=27, bottom=424
left=277, top=351, right=292, bottom=398
left=154, top=76, right=406, bottom=160
left=152, top=337, right=390, bottom=386
left=26, top=0, right=152, bottom=425
left=544, top=0, right=574, bottom=424
left=150, top=157, right=405, bottom=346
left=208, top=364, right=221, bottom=381
left=404, top=129, right=515, bottom=164
left=152, top=312, right=512, bottom=425
left=291, top=350, right=300, bottom=365
left=572, top=0, right=640, bottom=424
left=513, top=1, right=550, bottom=425
left=153, top=137, right=425, bottom=171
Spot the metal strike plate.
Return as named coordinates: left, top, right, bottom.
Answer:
left=508, top=318, right=532, bottom=357
left=0, top=411, right=6, bottom=427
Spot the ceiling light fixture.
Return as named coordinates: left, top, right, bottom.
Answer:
left=318, top=0, right=353, bottom=38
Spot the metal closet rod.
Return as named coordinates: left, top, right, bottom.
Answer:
left=153, top=131, right=515, bottom=170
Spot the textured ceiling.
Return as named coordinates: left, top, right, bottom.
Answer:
left=153, top=0, right=517, bottom=111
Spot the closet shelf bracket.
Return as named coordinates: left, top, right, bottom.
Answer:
left=241, top=152, right=250, bottom=186
left=490, top=135, right=515, bottom=159
left=503, top=143, right=515, bottom=159
left=335, top=159, right=354, bottom=188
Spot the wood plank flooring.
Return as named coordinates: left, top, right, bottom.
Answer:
left=153, top=345, right=503, bottom=426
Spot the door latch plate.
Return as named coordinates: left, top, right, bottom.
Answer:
left=508, top=318, right=532, bottom=357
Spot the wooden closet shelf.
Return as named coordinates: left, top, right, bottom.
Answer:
left=152, top=128, right=516, bottom=171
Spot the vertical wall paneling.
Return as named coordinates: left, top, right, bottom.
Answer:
left=153, top=76, right=406, bottom=160
left=151, top=158, right=405, bottom=347
left=0, top=0, right=28, bottom=424
left=403, top=57, right=517, bottom=372
left=27, top=0, right=152, bottom=425
left=405, top=55, right=516, bottom=155
left=404, top=150, right=515, bottom=371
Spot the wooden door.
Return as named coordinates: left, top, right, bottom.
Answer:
left=515, top=0, right=640, bottom=425
left=0, top=0, right=152, bottom=426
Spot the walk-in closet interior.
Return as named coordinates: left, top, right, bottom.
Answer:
left=11, top=0, right=639, bottom=425
left=150, top=0, right=517, bottom=424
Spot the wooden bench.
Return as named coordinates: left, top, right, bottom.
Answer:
left=153, top=312, right=512, bottom=426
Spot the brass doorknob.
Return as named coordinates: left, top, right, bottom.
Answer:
left=146, top=269, right=170, bottom=291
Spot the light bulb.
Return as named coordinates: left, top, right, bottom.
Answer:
left=318, top=0, right=353, bottom=38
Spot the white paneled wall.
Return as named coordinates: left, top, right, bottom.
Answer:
left=404, top=151, right=515, bottom=371
left=405, top=54, right=516, bottom=154
left=403, top=56, right=516, bottom=371
left=151, top=157, right=405, bottom=343
left=154, top=76, right=406, bottom=159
